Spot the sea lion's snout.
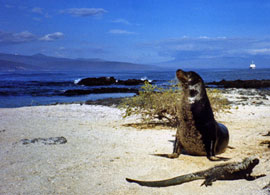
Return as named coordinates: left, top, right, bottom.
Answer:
left=176, top=69, right=188, bottom=83
left=177, top=69, right=203, bottom=87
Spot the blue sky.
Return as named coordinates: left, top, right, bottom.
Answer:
left=1, top=0, right=270, bottom=68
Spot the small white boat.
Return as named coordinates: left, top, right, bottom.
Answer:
left=250, top=61, right=256, bottom=69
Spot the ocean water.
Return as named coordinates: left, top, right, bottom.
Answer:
left=0, top=68, right=270, bottom=108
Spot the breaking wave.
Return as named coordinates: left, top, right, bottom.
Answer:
left=74, top=78, right=82, bottom=84
left=141, top=76, right=152, bottom=82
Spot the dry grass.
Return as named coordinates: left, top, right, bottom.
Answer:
left=119, top=82, right=231, bottom=128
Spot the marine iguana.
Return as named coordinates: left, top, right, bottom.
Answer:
left=126, top=157, right=265, bottom=187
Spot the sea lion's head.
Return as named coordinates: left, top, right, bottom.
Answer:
left=176, top=69, right=205, bottom=104
left=176, top=69, right=203, bottom=87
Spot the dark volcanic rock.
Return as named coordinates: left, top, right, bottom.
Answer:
left=90, top=88, right=138, bottom=94
left=117, top=79, right=147, bottom=85
left=77, top=77, right=116, bottom=86
left=77, top=76, right=150, bottom=86
left=207, top=79, right=270, bottom=88
left=85, top=97, right=126, bottom=106
left=63, top=89, right=93, bottom=96
left=20, top=136, right=67, bottom=145
left=63, top=88, right=138, bottom=96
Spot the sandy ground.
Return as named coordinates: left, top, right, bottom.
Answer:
left=1, top=91, right=270, bottom=194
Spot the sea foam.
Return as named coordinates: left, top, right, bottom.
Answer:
left=141, top=76, right=152, bottom=82
left=74, top=78, right=82, bottom=84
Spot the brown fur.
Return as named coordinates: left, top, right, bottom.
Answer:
left=177, top=97, right=206, bottom=155
left=155, top=69, right=229, bottom=160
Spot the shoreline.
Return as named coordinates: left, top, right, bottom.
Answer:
left=54, top=88, right=270, bottom=107
left=1, top=89, right=270, bottom=194
left=2, top=87, right=270, bottom=109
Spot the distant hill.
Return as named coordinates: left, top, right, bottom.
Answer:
left=0, top=53, right=157, bottom=72
left=0, top=59, right=37, bottom=71
left=159, top=56, right=270, bottom=69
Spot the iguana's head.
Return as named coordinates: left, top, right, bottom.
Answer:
left=243, top=157, right=259, bottom=170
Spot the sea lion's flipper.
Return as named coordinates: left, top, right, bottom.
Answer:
left=152, top=135, right=182, bottom=159
left=152, top=153, right=180, bottom=159
left=207, top=156, right=230, bottom=161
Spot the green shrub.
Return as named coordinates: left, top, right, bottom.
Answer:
left=207, top=88, right=231, bottom=114
left=119, top=81, right=230, bottom=127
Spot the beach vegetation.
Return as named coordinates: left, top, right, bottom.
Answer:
left=119, top=81, right=230, bottom=128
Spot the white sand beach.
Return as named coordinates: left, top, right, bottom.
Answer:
left=1, top=90, right=270, bottom=195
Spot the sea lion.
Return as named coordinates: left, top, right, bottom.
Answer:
left=156, top=69, right=229, bottom=160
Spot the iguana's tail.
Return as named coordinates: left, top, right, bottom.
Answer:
left=126, top=173, right=203, bottom=187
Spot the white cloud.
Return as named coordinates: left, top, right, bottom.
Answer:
left=198, top=36, right=210, bottom=39
left=112, top=18, right=131, bottom=25
left=0, top=30, right=36, bottom=44
left=31, top=7, right=50, bottom=19
left=44, top=13, right=50, bottom=18
left=54, top=46, right=107, bottom=58
left=247, top=48, right=270, bottom=55
left=33, top=17, right=42, bottom=22
left=40, top=32, right=64, bottom=41
left=108, top=29, right=136, bottom=35
left=58, top=46, right=66, bottom=50
left=32, top=7, right=43, bottom=14
left=142, top=36, right=270, bottom=62
left=60, top=8, right=107, bottom=17
left=0, top=30, right=64, bottom=45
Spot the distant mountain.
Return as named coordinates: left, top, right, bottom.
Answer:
left=75, top=58, right=104, bottom=62
left=159, top=56, right=270, bottom=69
left=31, top=53, right=50, bottom=59
left=0, top=59, right=37, bottom=71
left=0, top=53, right=157, bottom=72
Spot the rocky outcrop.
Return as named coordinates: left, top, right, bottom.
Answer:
left=20, top=136, right=67, bottom=145
left=85, top=97, right=125, bottom=106
left=117, top=79, right=146, bottom=85
left=63, top=88, right=138, bottom=96
left=77, top=77, right=151, bottom=86
left=207, top=79, right=270, bottom=88
left=77, top=77, right=116, bottom=86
